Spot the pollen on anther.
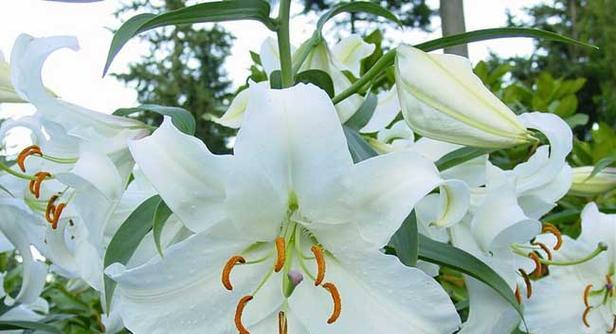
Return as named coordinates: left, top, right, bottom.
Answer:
left=528, top=252, right=543, bottom=279
left=542, top=223, right=563, bottom=250
left=518, top=269, right=533, bottom=299
left=311, top=245, right=325, bottom=286
left=274, top=237, right=285, bottom=273
left=45, top=195, right=59, bottom=224
left=222, top=255, right=246, bottom=290
left=17, top=145, right=42, bottom=172
left=583, top=284, right=593, bottom=308
left=514, top=285, right=522, bottom=304
left=582, top=306, right=592, bottom=328
left=322, top=282, right=341, bottom=324
left=234, top=295, right=253, bottom=334
left=531, top=241, right=553, bottom=260
left=278, top=311, right=287, bottom=334
left=30, top=172, right=51, bottom=199
left=51, top=203, right=66, bottom=230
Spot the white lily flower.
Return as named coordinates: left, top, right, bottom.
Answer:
left=360, top=84, right=401, bottom=133
left=109, top=83, right=461, bottom=333
left=330, top=34, right=375, bottom=78
left=0, top=51, right=25, bottom=103
left=395, top=45, right=536, bottom=148
left=525, top=202, right=615, bottom=334
left=214, top=81, right=269, bottom=129
left=409, top=112, right=574, bottom=333
left=569, top=166, right=616, bottom=196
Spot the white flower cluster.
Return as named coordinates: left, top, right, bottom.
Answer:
left=0, top=26, right=613, bottom=334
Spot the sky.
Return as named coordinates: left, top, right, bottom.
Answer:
left=0, top=0, right=542, bottom=115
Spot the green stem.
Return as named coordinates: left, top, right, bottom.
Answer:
left=276, top=0, right=293, bottom=88
left=0, top=161, right=35, bottom=180
left=513, top=242, right=608, bottom=266
left=332, top=49, right=397, bottom=105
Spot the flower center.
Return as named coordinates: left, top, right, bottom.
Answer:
left=220, top=211, right=343, bottom=334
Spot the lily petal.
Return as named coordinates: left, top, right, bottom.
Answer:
left=289, top=248, right=460, bottom=333
left=0, top=50, right=25, bottom=103
left=129, top=118, right=230, bottom=233
left=331, top=34, right=375, bottom=77
left=361, top=85, right=401, bottom=133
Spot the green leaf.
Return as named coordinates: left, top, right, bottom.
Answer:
left=295, top=70, right=335, bottom=98
left=564, top=113, right=588, bottom=128
left=344, top=93, right=377, bottom=130
left=417, top=235, right=524, bottom=321
left=589, top=153, right=616, bottom=178
left=153, top=200, right=173, bottom=257
left=435, top=147, right=493, bottom=172
left=388, top=211, right=419, bottom=267
left=0, top=320, right=62, bottom=333
left=316, top=2, right=401, bottom=34
left=104, top=195, right=162, bottom=310
left=270, top=70, right=282, bottom=89
left=104, top=0, right=275, bottom=75
left=343, top=126, right=377, bottom=163
left=414, top=27, right=598, bottom=53
left=114, top=104, right=196, bottom=135
left=249, top=50, right=262, bottom=66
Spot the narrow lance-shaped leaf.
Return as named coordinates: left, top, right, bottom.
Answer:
left=344, top=93, right=377, bottom=130
left=114, top=104, right=196, bottom=135
left=343, top=126, right=377, bottom=163
left=104, top=0, right=275, bottom=75
left=416, top=234, right=525, bottom=321
left=316, top=2, right=402, bottom=34
left=435, top=147, right=493, bottom=172
left=103, top=195, right=162, bottom=310
left=0, top=320, right=62, bottom=334
left=153, top=200, right=173, bottom=257
left=388, top=211, right=419, bottom=267
left=295, top=70, right=335, bottom=98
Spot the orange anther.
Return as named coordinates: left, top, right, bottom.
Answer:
left=531, top=241, right=553, bottom=260
left=514, top=285, right=522, bottom=304
left=311, top=245, right=326, bottom=286
left=542, top=223, right=563, bottom=250
left=528, top=252, right=543, bottom=279
left=51, top=203, right=66, bottom=230
left=17, top=145, right=42, bottom=172
left=278, top=311, right=287, bottom=334
left=221, top=255, right=246, bottom=291
left=29, top=171, right=51, bottom=199
left=583, top=284, right=593, bottom=308
left=234, top=295, right=253, bottom=334
left=582, top=306, right=592, bottom=328
left=45, top=195, right=59, bottom=224
left=518, top=268, right=533, bottom=299
left=274, top=237, right=285, bottom=273
left=608, top=316, right=616, bottom=334
left=322, top=282, right=341, bottom=324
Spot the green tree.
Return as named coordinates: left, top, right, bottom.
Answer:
left=497, top=0, right=616, bottom=130
left=113, top=0, right=236, bottom=153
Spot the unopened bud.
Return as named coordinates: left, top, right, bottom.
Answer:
left=569, top=166, right=616, bottom=196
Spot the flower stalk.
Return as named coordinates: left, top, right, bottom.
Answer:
left=276, top=0, right=293, bottom=88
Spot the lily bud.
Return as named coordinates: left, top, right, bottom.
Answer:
left=395, top=44, right=535, bottom=148
left=569, top=166, right=616, bottom=196
left=0, top=51, right=25, bottom=103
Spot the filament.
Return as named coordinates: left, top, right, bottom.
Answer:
left=311, top=245, right=325, bottom=286
left=234, top=295, right=253, bottom=334
left=222, top=256, right=246, bottom=291
left=322, top=282, right=341, bottom=324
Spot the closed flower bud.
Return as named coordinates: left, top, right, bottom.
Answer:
left=569, top=166, right=616, bottom=196
left=395, top=44, right=535, bottom=148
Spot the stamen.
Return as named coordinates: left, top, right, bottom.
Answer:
left=278, top=311, right=287, bottom=334
left=17, top=145, right=42, bottom=172
left=528, top=252, right=543, bottom=279
left=274, top=237, right=285, bottom=273
left=45, top=195, right=58, bottom=224
left=322, top=282, right=341, bottom=324
left=542, top=223, right=563, bottom=250
left=583, top=284, right=593, bottom=308
left=311, top=245, right=325, bottom=286
left=514, top=285, right=522, bottom=304
left=234, top=295, right=253, bottom=334
left=30, top=172, right=51, bottom=199
left=51, top=203, right=66, bottom=230
left=222, top=255, right=246, bottom=291
left=518, top=269, right=532, bottom=299
left=531, top=241, right=553, bottom=260
left=582, top=306, right=591, bottom=328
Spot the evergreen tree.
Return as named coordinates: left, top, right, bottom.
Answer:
left=114, top=0, right=235, bottom=153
